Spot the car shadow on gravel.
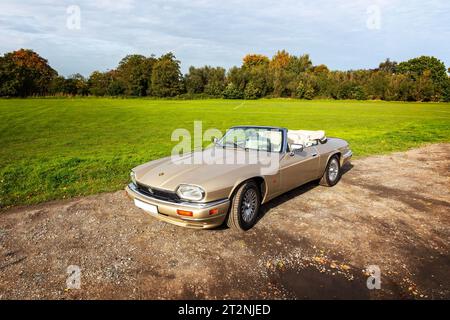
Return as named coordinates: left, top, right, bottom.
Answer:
left=270, top=267, right=370, bottom=299
left=256, top=163, right=354, bottom=226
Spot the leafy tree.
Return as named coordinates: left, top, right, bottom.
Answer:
left=295, top=81, right=314, bottom=100
left=0, top=49, right=57, bottom=96
left=66, top=74, right=88, bottom=95
left=1, top=48, right=449, bottom=102
left=442, top=78, right=450, bottom=102
left=288, top=54, right=313, bottom=74
left=335, top=76, right=357, bottom=100
left=223, top=83, right=244, bottom=99
left=244, top=82, right=261, bottom=99
left=185, top=66, right=226, bottom=96
left=411, top=71, right=436, bottom=101
left=117, top=54, right=155, bottom=96
left=352, top=86, right=367, bottom=100
left=270, top=50, right=293, bottom=97
left=226, top=66, right=247, bottom=93
left=384, top=74, right=413, bottom=101
left=104, top=70, right=125, bottom=96
left=185, top=66, right=206, bottom=94
left=107, top=80, right=125, bottom=96
left=366, top=71, right=389, bottom=99
left=378, top=58, right=398, bottom=73
left=204, top=67, right=226, bottom=96
left=150, top=53, right=183, bottom=97
left=49, top=76, right=67, bottom=95
left=398, top=56, right=447, bottom=100
left=88, top=71, right=109, bottom=96
left=241, top=55, right=271, bottom=97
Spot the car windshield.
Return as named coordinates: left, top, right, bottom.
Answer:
left=218, top=127, right=283, bottom=152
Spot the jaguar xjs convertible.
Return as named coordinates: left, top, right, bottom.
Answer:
left=126, top=126, right=352, bottom=231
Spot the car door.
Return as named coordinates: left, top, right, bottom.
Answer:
left=279, top=145, right=320, bottom=192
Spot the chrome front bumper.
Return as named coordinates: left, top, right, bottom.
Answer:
left=342, top=150, right=352, bottom=164
left=126, top=183, right=230, bottom=229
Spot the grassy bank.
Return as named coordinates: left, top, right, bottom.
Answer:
left=1, top=98, right=449, bottom=208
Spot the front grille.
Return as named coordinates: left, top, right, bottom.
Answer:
left=136, top=183, right=181, bottom=202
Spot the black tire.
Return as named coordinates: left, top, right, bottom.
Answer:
left=227, top=181, right=261, bottom=231
left=319, top=155, right=341, bottom=187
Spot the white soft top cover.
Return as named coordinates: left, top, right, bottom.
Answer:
left=287, top=130, right=326, bottom=146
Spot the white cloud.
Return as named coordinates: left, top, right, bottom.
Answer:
left=92, top=0, right=135, bottom=11
left=0, top=0, right=448, bottom=76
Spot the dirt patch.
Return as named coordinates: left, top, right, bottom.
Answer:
left=0, top=143, right=449, bottom=299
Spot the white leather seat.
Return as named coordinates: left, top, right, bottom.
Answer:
left=288, top=130, right=326, bottom=146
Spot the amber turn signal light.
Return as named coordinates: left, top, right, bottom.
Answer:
left=177, top=209, right=193, bottom=217
left=209, top=208, right=219, bottom=215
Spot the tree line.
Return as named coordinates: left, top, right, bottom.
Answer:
left=1, top=49, right=449, bottom=101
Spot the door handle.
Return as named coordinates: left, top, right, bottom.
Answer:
left=312, top=153, right=318, bottom=157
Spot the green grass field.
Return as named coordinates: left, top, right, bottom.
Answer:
left=1, top=98, right=449, bottom=208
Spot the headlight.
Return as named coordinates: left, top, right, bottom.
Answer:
left=176, top=184, right=205, bottom=201
left=130, top=171, right=137, bottom=185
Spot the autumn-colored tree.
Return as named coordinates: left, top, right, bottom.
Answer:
left=269, top=50, right=293, bottom=97
left=0, top=49, right=57, bottom=96
left=1, top=48, right=449, bottom=101
left=242, top=54, right=270, bottom=69
left=312, top=64, right=330, bottom=75
left=240, top=54, right=271, bottom=98
left=270, top=50, right=291, bottom=69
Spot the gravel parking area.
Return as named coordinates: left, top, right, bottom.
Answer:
left=0, top=144, right=449, bottom=299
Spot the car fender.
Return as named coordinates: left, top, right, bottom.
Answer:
left=228, top=175, right=269, bottom=203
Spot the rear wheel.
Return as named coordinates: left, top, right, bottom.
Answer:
left=227, top=181, right=261, bottom=231
left=319, top=155, right=341, bottom=187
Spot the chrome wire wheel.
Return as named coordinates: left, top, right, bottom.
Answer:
left=241, top=188, right=257, bottom=223
left=227, top=181, right=261, bottom=231
left=328, top=158, right=339, bottom=182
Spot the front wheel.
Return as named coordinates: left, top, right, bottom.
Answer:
left=319, top=155, right=341, bottom=187
left=227, top=181, right=261, bottom=231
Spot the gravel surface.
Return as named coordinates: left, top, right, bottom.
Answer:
left=0, top=143, right=449, bottom=299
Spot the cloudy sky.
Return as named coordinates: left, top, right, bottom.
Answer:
left=0, top=0, right=449, bottom=76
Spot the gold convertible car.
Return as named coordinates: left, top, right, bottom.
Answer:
left=126, top=126, right=352, bottom=231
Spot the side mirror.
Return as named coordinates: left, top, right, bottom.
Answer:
left=290, top=144, right=304, bottom=155
left=212, top=137, right=219, bottom=144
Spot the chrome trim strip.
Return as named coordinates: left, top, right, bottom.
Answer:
left=128, top=183, right=229, bottom=209
left=343, top=150, right=352, bottom=159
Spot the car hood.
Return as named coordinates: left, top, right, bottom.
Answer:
left=133, top=148, right=279, bottom=192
